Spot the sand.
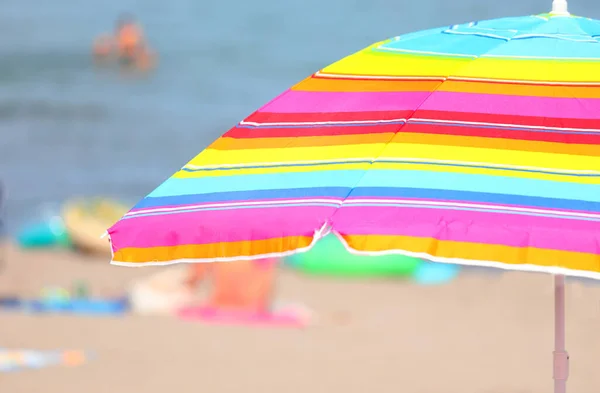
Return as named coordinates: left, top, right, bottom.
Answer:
left=0, top=242, right=599, bottom=393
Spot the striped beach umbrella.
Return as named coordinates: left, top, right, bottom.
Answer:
left=107, top=1, right=598, bottom=391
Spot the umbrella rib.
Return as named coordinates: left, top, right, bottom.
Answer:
left=326, top=36, right=522, bottom=238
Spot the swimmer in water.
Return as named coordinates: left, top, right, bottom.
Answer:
left=92, top=34, right=115, bottom=60
left=115, top=14, right=145, bottom=62
left=92, top=14, right=157, bottom=70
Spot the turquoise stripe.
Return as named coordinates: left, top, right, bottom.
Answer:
left=381, top=16, right=600, bottom=59
left=148, top=170, right=363, bottom=197
left=150, top=169, right=599, bottom=203
left=356, top=170, right=600, bottom=203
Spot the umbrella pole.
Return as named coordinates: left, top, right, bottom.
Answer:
left=554, top=274, right=568, bottom=393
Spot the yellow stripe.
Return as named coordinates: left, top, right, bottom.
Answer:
left=175, top=163, right=370, bottom=178
left=187, top=143, right=600, bottom=172
left=323, top=50, right=600, bottom=82
left=342, top=235, right=600, bottom=273
left=187, top=144, right=387, bottom=166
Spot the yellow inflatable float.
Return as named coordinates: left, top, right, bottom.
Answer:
left=62, top=198, right=129, bottom=255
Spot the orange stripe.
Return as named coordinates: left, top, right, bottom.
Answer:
left=392, top=132, right=600, bottom=156
left=293, top=77, right=600, bottom=98
left=342, top=234, right=600, bottom=273
left=209, top=132, right=595, bottom=155
left=113, top=236, right=314, bottom=263
left=292, top=76, right=441, bottom=92
left=208, top=133, right=393, bottom=150
left=440, top=80, right=600, bottom=98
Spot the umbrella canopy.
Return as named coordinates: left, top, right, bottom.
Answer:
left=108, top=7, right=600, bottom=279
left=107, top=1, right=598, bottom=392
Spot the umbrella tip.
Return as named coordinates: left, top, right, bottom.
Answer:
left=550, top=0, right=569, bottom=15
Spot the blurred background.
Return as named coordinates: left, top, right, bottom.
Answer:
left=1, top=0, right=600, bottom=392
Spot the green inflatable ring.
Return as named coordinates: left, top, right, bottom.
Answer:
left=286, top=234, right=422, bottom=277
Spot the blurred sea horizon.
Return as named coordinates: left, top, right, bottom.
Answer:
left=1, top=0, right=599, bottom=231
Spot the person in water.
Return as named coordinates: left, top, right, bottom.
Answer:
left=92, top=14, right=156, bottom=69
left=115, top=14, right=145, bottom=61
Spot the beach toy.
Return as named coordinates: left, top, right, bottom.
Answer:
left=286, top=233, right=421, bottom=277
left=28, top=296, right=128, bottom=315
left=16, top=216, right=71, bottom=249
left=62, top=197, right=129, bottom=255
left=41, top=286, right=70, bottom=301
left=0, top=348, right=90, bottom=372
left=72, top=281, right=90, bottom=298
left=412, top=262, right=461, bottom=285
left=0, top=297, right=22, bottom=310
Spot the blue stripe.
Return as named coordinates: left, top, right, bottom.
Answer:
left=349, top=187, right=600, bottom=212
left=135, top=186, right=600, bottom=213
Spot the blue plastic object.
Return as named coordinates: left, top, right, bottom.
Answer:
left=413, top=262, right=460, bottom=285
left=27, top=298, right=128, bottom=315
left=0, top=297, right=22, bottom=310
left=16, top=219, right=71, bottom=249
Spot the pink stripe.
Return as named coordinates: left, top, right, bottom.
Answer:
left=419, top=91, right=600, bottom=119
left=259, top=90, right=430, bottom=113
left=332, top=206, right=600, bottom=254
left=108, top=206, right=334, bottom=249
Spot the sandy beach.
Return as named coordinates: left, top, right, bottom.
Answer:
left=1, top=242, right=599, bottom=393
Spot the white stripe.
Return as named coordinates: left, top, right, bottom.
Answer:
left=468, top=26, right=518, bottom=33
left=442, top=30, right=511, bottom=40
left=183, top=156, right=600, bottom=175
left=374, top=157, right=600, bottom=175
left=481, top=54, right=600, bottom=60
left=341, top=198, right=600, bottom=219
left=376, top=47, right=477, bottom=58
left=239, top=118, right=407, bottom=127
left=448, top=76, right=600, bottom=86
left=314, top=71, right=445, bottom=81
left=184, top=157, right=375, bottom=170
left=512, top=33, right=598, bottom=43
left=237, top=116, right=600, bottom=134
left=376, top=47, right=600, bottom=61
left=408, top=117, right=600, bottom=133
left=332, top=232, right=600, bottom=281
left=126, top=198, right=343, bottom=216
left=315, top=72, right=600, bottom=86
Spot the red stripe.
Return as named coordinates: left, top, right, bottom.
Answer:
left=414, top=110, right=600, bottom=130
left=401, top=123, right=600, bottom=145
left=224, top=124, right=401, bottom=139
left=244, top=110, right=413, bottom=124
